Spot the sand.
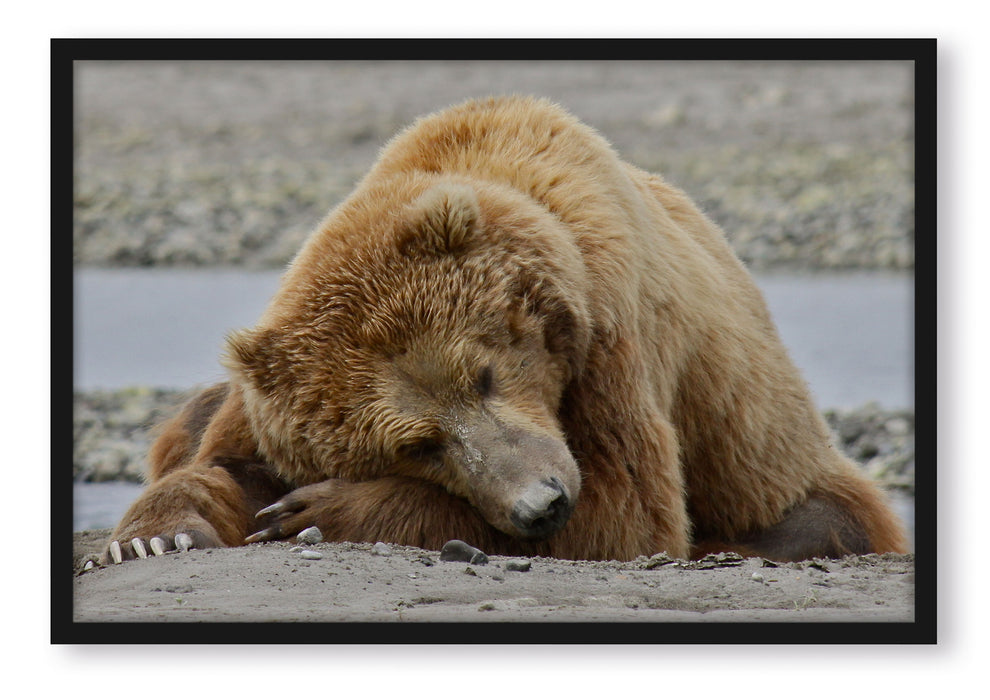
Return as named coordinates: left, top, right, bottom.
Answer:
left=69, top=529, right=916, bottom=639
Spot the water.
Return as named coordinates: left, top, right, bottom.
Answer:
left=72, top=268, right=915, bottom=537
left=74, top=268, right=913, bottom=409
left=74, top=481, right=145, bottom=531
left=74, top=268, right=283, bottom=392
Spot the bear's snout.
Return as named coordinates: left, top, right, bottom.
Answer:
left=509, top=476, right=572, bottom=539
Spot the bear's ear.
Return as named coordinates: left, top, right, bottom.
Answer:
left=400, top=182, right=481, bottom=254
left=224, top=328, right=259, bottom=372
left=223, top=327, right=278, bottom=390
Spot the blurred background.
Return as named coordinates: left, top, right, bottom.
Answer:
left=71, top=60, right=915, bottom=544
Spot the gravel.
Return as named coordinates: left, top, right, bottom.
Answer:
left=823, top=403, right=915, bottom=492
left=72, top=388, right=916, bottom=495
left=72, top=387, right=189, bottom=482
left=72, top=61, right=914, bottom=272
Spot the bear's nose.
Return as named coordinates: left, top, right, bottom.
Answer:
left=510, top=476, right=572, bottom=539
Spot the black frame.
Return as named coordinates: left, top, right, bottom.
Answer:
left=53, top=38, right=936, bottom=644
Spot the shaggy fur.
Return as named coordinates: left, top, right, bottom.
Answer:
left=107, top=96, right=907, bottom=563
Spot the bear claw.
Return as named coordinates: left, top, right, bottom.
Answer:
left=103, top=533, right=196, bottom=566
left=256, top=502, right=285, bottom=519
left=244, top=527, right=276, bottom=544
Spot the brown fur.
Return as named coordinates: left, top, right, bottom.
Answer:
left=107, top=96, right=907, bottom=563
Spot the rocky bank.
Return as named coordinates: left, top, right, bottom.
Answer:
left=73, top=388, right=916, bottom=498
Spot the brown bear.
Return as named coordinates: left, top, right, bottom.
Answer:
left=101, top=96, right=907, bottom=565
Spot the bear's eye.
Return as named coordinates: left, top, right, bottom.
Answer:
left=398, top=438, right=445, bottom=463
left=475, top=364, right=495, bottom=397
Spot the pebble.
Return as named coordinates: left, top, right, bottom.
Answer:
left=642, top=553, right=675, bottom=570
left=440, top=539, right=489, bottom=565
left=300, top=550, right=323, bottom=560
left=885, top=417, right=910, bottom=436
left=371, top=542, right=392, bottom=556
left=504, top=560, right=532, bottom=572
left=296, top=526, right=323, bottom=545
left=751, top=572, right=765, bottom=583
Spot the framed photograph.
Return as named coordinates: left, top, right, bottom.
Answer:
left=55, top=38, right=934, bottom=643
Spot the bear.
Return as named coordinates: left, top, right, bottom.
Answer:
left=101, top=95, right=907, bottom=565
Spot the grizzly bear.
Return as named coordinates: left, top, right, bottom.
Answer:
left=101, top=96, right=906, bottom=565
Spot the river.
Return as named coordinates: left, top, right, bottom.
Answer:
left=74, top=268, right=913, bottom=409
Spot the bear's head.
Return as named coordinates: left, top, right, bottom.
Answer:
left=224, top=178, right=592, bottom=540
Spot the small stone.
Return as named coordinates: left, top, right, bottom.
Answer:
left=643, top=553, right=675, bottom=569
left=300, top=550, right=323, bottom=560
left=885, top=417, right=910, bottom=436
left=371, top=542, right=392, bottom=556
left=478, top=602, right=496, bottom=611
left=643, top=103, right=685, bottom=129
left=289, top=546, right=303, bottom=553
left=464, top=566, right=478, bottom=577
left=858, top=441, right=880, bottom=460
left=296, top=526, right=323, bottom=545
left=505, top=560, right=532, bottom=572
left=751, top=572, right=765, bottom=583
left=440, top=539, right=488, bottom=565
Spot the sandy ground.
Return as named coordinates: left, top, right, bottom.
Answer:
left=71, top=530, right=914, bottom=630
